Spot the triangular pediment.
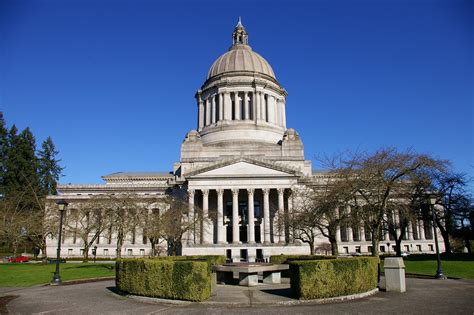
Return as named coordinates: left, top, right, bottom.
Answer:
left=186, top=158, right=299, bottom=179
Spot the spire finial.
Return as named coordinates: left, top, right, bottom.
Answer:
left=232, top=17, right=248, bottom=46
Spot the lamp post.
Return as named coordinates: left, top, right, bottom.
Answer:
left=429, top=196, right=446, bottom=280
left=51, top=199, right=68, bottom=285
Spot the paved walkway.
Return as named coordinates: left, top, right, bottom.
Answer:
left=2, top=277, right=474, bottom=314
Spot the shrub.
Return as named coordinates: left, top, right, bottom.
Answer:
left=290, top=257, right=379, bottom=300
left=116, top=255, right=225, bottom=302
left=270, top=255, right=335, bottom=265
left=116, top=258, right=211, bottom=301
left=270, top=255, right=335, bottom=277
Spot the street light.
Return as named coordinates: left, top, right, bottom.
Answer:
left=51, top=199, right=68, bottom=285
left=429, top=196, right=446, bottom=280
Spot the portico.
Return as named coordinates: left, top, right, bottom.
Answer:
left=185, top=159, right=298, bottom=248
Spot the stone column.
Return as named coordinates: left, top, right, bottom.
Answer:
left=408, top=221, right=414, bottom=241
left=224, top=92, right=232, bottom=120
left=243, top=91, right=249, bottom=120
left=347, top=206, right=353, bottom=242
left=281, top=100, right=286, bottom=128
left=247, top=189, right=255, bottom=244
left=202, top=189, right=211, bottom=244
left=205, top=98, right=211, bottom=126
left=255, top=91, right=260, bottom=122
left=217, top=189, right=224, bottom=244
left=277, top=188, right=285, bottom=243
left=288, top=192, right=294, bottom=243
left=218, top=93, right=223, bottom=121
left=188, top=190, right=195, bottom=244
left=198, top=101, right=204, bottom=130
left=360, top=224, right=366, bottom=242
left=275, top=99, right=281, bottom=126
left=261, top=93, right=266, bottom=122
left=211, top=96, right=216, bottom=124
left=419, top=220, right=426, bottom=240
left=267, top=95, right=275, bottom=124
left=232, top=189, right=240, bottom=244
left=263, top=188, right=271, bottom=244
left=234, top=92, right=241, bottom=120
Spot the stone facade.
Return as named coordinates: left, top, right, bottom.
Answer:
left=46, top=20, right=443, bottom=261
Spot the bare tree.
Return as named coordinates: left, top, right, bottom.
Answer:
left=332, top=148, right=447, bottom=256
left=430, top=172, right=469, bottom=254
left=0, top=191, right=32, bottom=256
left=65, top=198, right=111, bottom=261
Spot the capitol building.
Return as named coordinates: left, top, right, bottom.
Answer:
left=47, top=20, right=441, bottom=261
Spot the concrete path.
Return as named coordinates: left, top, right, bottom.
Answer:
left=3, top=277, right=474, bottom=314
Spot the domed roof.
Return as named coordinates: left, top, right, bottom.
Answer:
left=207, top=45, right=275, bottom=79
left=207, top=19, right=276, bottom=80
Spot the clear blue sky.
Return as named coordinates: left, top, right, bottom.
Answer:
left=1, top=0, right=473, bottom=189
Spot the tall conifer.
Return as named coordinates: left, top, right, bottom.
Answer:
left=38, top=136, right=63, bottom=195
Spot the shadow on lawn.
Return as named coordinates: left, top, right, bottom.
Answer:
left=71, top=264, right=115, bottom=270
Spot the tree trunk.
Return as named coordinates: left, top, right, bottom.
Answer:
left=371, top=238, right=379, bottom=256
left=116, top=230, right=124, bottom=259
left=436, top=220, right=451, bottom=254
left=330, top=238, right=339, bottom=256
left=394, top=240, right=402, bottom=257
left=41, top=242, right=47, bottom=259
left=309, top=240, right=315, bottom=255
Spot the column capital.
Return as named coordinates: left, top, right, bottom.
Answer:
left=188, top=189, right=195, bottom=197
left=202, top=189, right=209, bottom=197
left=247, top=188, right=255, bottom=195
left=262, top=188, right=270, bottom=196
left=277, top=188, right=285, bottom=195
left=232, top=189, right=239, bottom=196
left=217, top=189, right=224, bottom=196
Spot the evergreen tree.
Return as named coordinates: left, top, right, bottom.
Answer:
left=0, top=113, right=8, bottom=196
left=38, top=136, right=63, bottom=195
left=4, top=126, right=40, bottom=199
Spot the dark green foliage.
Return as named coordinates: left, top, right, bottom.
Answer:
left=4, top=127, right=40, bottom=198
left=38, top=136, right=63, bottom=195
left=289, top=257, right=379, bottom=300
left=116, top=257, right=218, bottom=301
left=270, top=255, right=335, bottom=277
left=270, top=254, right=335, bottom=264
left=151, top=255, right=226, bottom=273
left=0, top=114, right=8, bottom=196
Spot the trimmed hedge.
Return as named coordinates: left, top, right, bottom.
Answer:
left=116, top=255, right=225, bottom=302
left=290, top=257, right=379, bottom=300
left=270, top=255, right=335, bottom=265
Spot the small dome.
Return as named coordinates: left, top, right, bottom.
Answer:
left=207, top=45, right=275, bottom=80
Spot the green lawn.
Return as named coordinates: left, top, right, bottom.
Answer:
left=0, top=263, right=115, bottom=287
left=381, top=255, right=474, bottom=279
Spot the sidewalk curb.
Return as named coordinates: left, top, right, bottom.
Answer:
left=118, top=287, right=379, bottom=307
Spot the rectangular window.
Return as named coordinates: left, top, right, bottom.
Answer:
left=140, top=249, right=145, bottom=256
left=404, top=245, right=410, bottom=252
left=343, top=246, right=349, bottom=254
left=103, top=249, right=109, bottom=256
left=80, top=249, right=84, bottom=256
left=68, top=249, right=73, bottom=256
left=355, top=246, right=361, bottom=253
left=127, top=249, right=133, bottom=256
left=416, top=245, right=422, bottom=252
left=428, top=244, right=434, bottom=252
left=380, top=245, right=386, bottom=253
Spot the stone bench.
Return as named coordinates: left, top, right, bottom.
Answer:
left=212, top=263, right=289, bottom=287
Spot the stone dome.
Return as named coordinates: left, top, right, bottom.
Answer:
left=207, top=19, right=276, bottom=80
left=207, top=45, right=275, bottom=80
